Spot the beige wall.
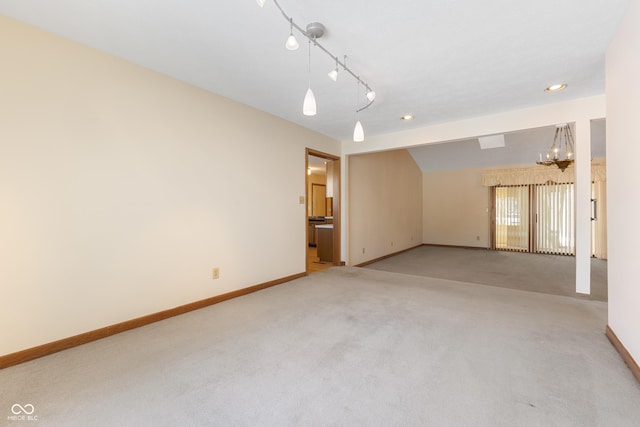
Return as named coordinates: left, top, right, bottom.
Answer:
left=606, top=0, right=640, bottom=365
left=348, top=149, right=422, bottom=265
left=0, top=16, right=340, bottom=356
left=423, top=168, right=490, bottom=248
left=422, top=161, right=606, bottom=250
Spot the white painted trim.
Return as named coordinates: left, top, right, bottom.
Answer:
left=575, top=119, right=592, bottom=294
left=343, top=95, right=605, bottom=154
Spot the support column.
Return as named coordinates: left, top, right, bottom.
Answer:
left=575, top=119, right=591, bottom=294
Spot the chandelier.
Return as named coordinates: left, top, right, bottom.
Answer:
left=256, top=0, right=376, bottom=142
left=536, top=123, right=575, bottom=172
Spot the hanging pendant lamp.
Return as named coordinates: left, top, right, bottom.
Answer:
left=303, top=88, right=316, bottom=116
left=353, top=119, right=364, bottom=142
left=258, top=0, right=377, bottom=139
left=303, top=39, right=317, bottom=116
left=353, top=82, right=365, bottom=142
left=285, top=19, right=299, bottom=50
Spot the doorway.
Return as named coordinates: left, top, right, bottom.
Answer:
left=306, top=149, right=341, bottom=273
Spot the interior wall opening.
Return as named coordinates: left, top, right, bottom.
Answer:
left=306, top=149, right=341, bottom=273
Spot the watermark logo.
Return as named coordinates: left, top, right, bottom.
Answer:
left=7, top=403, right=38, bottom=422
left=11, top=404, right=35, bottom=415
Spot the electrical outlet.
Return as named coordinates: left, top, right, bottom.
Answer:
left=362, top=247, right=365, bottom=254
left=476, top=235, right=480, bottom=241
left=391, top=241, right=394, bottom=246
left=212, top=267, right=220, bottom=280
left=299, top=196, right=305, bottom=204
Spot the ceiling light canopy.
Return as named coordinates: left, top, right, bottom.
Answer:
left=401, top=115, right=414, bottom=121
left=257, top=0, right=376, bottom=142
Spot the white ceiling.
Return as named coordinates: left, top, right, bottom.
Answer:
left=0, top=0, right=629, bottom=143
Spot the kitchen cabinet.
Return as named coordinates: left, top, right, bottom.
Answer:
left=316, top=224, right=334, bottom=262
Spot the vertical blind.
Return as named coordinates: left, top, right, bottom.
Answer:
left=484, top=162, right=606, bottom=259
left=535, top=183, right=575, bottom=255
left=495, top=186, right=529, bottom=251
left=494, top=184, right=576, bottom=255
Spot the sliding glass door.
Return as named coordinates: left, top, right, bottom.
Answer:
left=494, top=186, right=529, bottom=251
left=493, top=183, right=576, bottom=255
left=534, top=183, right=575, bottom=255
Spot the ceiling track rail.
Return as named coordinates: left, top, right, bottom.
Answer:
left=271, top=0, right=375, bottom=113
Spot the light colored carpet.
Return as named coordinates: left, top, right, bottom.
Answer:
left=365, top=245, right=608, bottom=302
left=2, top=267, right=638, bottom=426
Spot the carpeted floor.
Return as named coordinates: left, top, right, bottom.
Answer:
left=364, top=245, right=608, bottom=301
left=2, top=267, right=638, bottom=426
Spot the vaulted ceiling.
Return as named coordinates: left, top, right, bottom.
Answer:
left=0, top=0, right=629, bottom=144
left=409, top=119, right=606, bottom=172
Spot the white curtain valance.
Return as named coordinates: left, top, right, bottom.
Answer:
left=481, top=162, right=606, bottom=187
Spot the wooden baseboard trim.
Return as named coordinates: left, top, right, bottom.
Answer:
left=605, top=325, right=640, bottom=384
left=355, top=244, right=424, bottom=267
left=0, top=272, right=306, bottom=369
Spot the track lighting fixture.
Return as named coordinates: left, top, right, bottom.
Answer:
left=303, top=39, right=317, bottom=116
left=285, top=18, right=299, bottom=50
left=366, top=89, right=376, bottom=102
left=328, top=58, right=339, bottom=82
left=303, top=88, right=317, bottom=116
left=257, top=0, right=376, bottom=141
left=353, top=120, right=364, bottom=142
left=328, top=68, right=338, bottom=82
left=353, top=82, right=365, bottom=142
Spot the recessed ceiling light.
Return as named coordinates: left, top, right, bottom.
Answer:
left=401, top=115, right=414, bottom=121
left=545, top=84, right=567, bottom=93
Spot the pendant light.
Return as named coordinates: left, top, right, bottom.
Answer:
left=353, top=82, right=365, bottom=142
left=328, top=58, right=339, bottom=82
left=285, top=18, right=299, bottom=50
left=303, top=39, right=317, bottom=116
left=353, top=119, right=365, bottom=142
left=366, top=89, right=376, bottom=102
left=259, top=0, right=377, bottom=139
left=303, top=88, right=316, bottom=116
